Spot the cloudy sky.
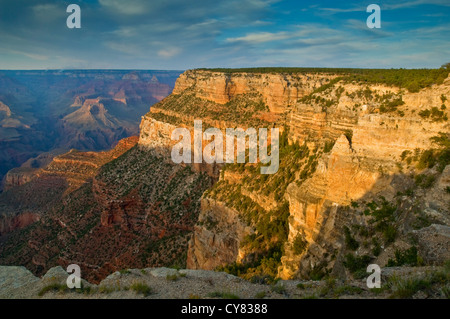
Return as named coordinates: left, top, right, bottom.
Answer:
left=0, top=0, right=449, bottom=69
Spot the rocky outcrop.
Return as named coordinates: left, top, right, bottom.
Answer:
left=0, top=212, right=40, bottom=237
left=413, top=224, right=450, bottom=264
left=0, top=136, right=138, bottom=237
left=280, top=128, right=448, bottom=279
left=3, top=167, right=37, bottom=190
left=2, top=151, right=57, bottom=191
left=0, top=101, right=12, bottom=118
left=34, top=136, right=138, bottom=195
left=139, top=115, right=179, bottom=156
left=187, top=198, right=253, bottom=270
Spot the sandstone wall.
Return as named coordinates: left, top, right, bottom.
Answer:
left=139, top=70, right=450, bottom=278
left=187, top=198, right=253, bottom=270
left=173, top=70, right=337, bottom=113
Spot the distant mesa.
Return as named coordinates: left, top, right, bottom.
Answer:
left=71, top=96, right=85, bottom=107
left=83, top=98, right=102, bottom=107
left=0, top=101, right=30, bottom=130
left=0, top=101, right=12, bottom=117
left=122, top=72, right=140, bottom=81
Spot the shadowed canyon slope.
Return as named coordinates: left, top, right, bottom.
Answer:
left=0, top=68, right=449, bottom=285
left=0, top=137, right=138, bottom=237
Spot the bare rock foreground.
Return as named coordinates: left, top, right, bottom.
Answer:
left=0, top=265, right=448, bottom=299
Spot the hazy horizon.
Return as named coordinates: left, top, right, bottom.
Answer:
left=0, top=66, right=448, bottom=71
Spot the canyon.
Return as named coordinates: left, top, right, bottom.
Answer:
left=0, top=68, right=449, bottom=290
left=0, top=70, right=181, bottom=187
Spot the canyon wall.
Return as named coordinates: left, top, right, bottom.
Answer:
left=282, top=79, right=450, bottom=278
left=173, top=70, right=337, bottom=113
left=0, top=137, right=138, bottom=237
left=2, top=69, right=449, bottom=283
left=186, top=197, right=253, bottom=270
left=164, top=70, right=450, bottom=278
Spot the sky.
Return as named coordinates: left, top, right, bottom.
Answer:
left=0, top=0, right=449, bottom=70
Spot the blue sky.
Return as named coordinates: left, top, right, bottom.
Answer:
left=0, top=0, right=449, bottom=69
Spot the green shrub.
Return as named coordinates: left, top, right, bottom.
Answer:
left=388, top=273, right=444, bottom=299
left=415, top=174, right=436, bottom=189
left=389, top=276, right=429, bottom=298
left=387, top=247, right=422, bottom=267
left=441, top=286, right=450, bottom=299
left=380, top=96, right=404, bottom=113
left=130, top=283, right=153, bottom=297
left=271, top=283, right=287, bottom=295
left=333, top=285, right=364, bottom=297
left=418, top=109, right=431, bottom=118
left=417, top=150, right=436, bottom=169
left=293, top=235, right=308, bottom=255
left=308, top=262, right=328, bottom=280
left=166, top=274, right=179, bottom=281
left=296, top=283, right=306, bottom=290
left=344, top=226, right=359, bottom=250
left=343, top=254, right=372, bottom=274
left=372, top=238, right=382, bottom=256
left=324, top=140, right=335, bottom=153
left=401, top=150, right=411, bottom=161
left=255, top=291, right=267, bottom=299
left=98, top=286, right=116, bottom=294
left=38, top=283, right=67, bottom=296
left=418, top=107, right=447, bottom=122
left=383, top=225, right=398, bottom=244
left=119, top=269, right=131, bottom=275
left=344, top=130, right=353, bottom=145
left=368, top=198, right=398, bottom=243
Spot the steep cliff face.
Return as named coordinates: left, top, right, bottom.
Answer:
left=279, top=77, right=450, bottom=279
left=280, top=135, right=383, bottom=278
left=4, top=167, right=37, bottom=190
left=0, top=137, right=138, bottom=237
left=186, top=197, right=253, bottom=270
left=166, top=69, right=450, bottom=280
left=138, top=70, right=305, bottom=272
left=290, top=81, right=450, bottom=160
left=173, top=70, right=336, bottom=113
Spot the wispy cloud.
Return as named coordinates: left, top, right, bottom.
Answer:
left=99, top=0, right=152, bottom=15
left=383, top=0, right=450, bottom=10
left=225, top=31, right=290, bottom=44
left=319, top=0, right=450, bottom=15
left=158, top=47, right=181, bottom=58
left=0, top=0, right=448, bottom=69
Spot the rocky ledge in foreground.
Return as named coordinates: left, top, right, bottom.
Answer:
left=0, top=265, right=448, bottom=299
